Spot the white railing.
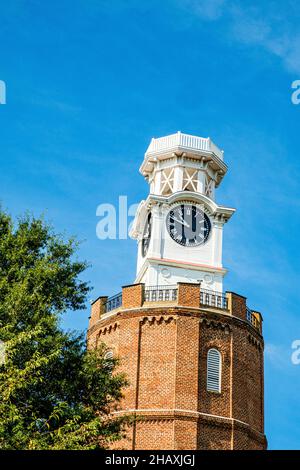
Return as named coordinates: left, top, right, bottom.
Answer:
left=144, top=285, right=178, bottom=302
left=200, top=288, right=228, bottom=310
left=146, top=132, right=223, bottom=161
left=246, top=308, right=261, bottom=332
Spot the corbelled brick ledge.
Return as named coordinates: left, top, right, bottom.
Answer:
left=89, top=282, right=263, bottom=335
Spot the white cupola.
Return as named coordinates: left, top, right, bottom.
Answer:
left=130, top=132, right=235, bottom=292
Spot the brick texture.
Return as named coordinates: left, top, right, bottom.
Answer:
left=177, top=282, right=200, bottom=308
left=88, top=285, right=267, bottom=450
left=227, top=292, right=247, bottom=321
left=122, top=284, right=144, bottom=309
left=89, top=296, right=108, bottom=327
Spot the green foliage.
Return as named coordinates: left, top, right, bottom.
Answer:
left=0, top=210, right=130, bottom=449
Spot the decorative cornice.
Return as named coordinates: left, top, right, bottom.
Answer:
left=248, top=333, right=263, bottom=350
left=200, top=317, right=231, bottom=333
left=87, top=306, right=264, bottom=346
left=140, top=315, right=176, bottom=326
left=113, top=408, right=266, bottom=442
left=143, top=257, right=227, bottom=274
left=97, top=322, right=119, bottom=336
left=147, top=191, right=235, bottom=221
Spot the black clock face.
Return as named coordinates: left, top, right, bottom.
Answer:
left=166, top=204, right=211, bottom=247
left=142, top=212, right=152, bottom=257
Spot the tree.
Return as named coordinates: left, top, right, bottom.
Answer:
left=0, top=209, right=129, bottom=449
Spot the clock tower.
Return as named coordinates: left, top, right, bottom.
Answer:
left=130, top=132, right=235, bottom=292
left=88, top=132, right=267, bottom=451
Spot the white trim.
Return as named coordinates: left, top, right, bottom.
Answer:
left=145, top=132, right=224, bottom=161
left=146, top=191, right=235, bottom=220
left=135, top=257, right=227, bottom=284
left=112, top=408, right=263, bottom=433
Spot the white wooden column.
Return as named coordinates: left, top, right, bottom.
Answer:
left=149, top=203, right=162, bottom=258
left=153, top=169, right=162, bottom=195
left=197, top=170, right=206, bottom=195
left=212, top=220, right=223, bottom=267
left=210, top=181, right=216, bottom=200
left=173, top=165, right=183, bottom=192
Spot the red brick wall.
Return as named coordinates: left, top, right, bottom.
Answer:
left=198, top=321, right=231, bottom=418
left=198, top=418, right=232, bottom=450
left=231, top=325, right=264, bottom=433
left=174, top=419, right=198, bottom=450
left=117, top=317, right=141, bottom=411
left=122, top=284, right=144, bottom=309
left=134, top=420, right=174, bottom=450
left=177, top=282, right=200, bottom=308
left=89, top=296, right=107, bottom=329
left=138, top=318, right=176, bottom=409
left=232, top=324, right=249, bottom=424
left=175, top=316, right=200, bottom=411
left=227, top=292, right=247, bottom=321
left=87, top=291, right=266, bottom=450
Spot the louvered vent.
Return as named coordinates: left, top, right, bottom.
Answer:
left=104, top=350, right=114, bottom=361
left=207, top=348, right=221, bottom=393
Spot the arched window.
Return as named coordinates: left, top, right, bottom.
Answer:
left=104, top=349, right=114, bottom=372
left=207, top=348, right=221, bottom=393
left=104, top=350, right=114, bottom=361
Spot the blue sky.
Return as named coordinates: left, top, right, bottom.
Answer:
left=1, top=0, right=300, bottom=449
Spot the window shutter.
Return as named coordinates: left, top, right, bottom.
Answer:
left=207, top=348, right=221, bottom=393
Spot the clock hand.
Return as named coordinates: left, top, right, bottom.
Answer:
left=172, top=217, right=190, bottom=228
left=178, top=213, right=193, bottom=227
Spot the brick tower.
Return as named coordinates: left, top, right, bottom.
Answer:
left=87, top=132, right=267, bottom=450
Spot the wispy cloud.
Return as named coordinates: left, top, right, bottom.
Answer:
left=177, top=0, right=300, bottom=74
left=180, top=0, right=227, bottom=20
left=30, top=95, right=82, bottom=115
left=265, top=343, right=293, bottom=371
left=230, top=4, right=300, bottom=74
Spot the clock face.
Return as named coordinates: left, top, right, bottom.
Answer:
left=142, top=212, right=152, bottom=257
left=166, top=203, right=211, bottom=247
